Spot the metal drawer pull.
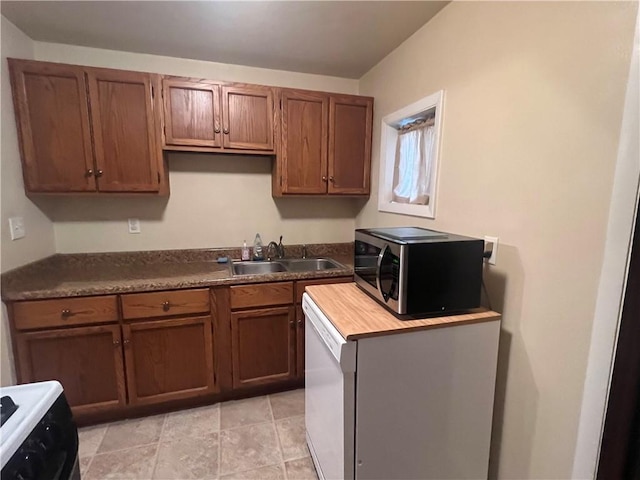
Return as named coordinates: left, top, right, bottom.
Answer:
left=61, top=309, right=76, bottom=319
left=162, top=301, right=171, bottom=312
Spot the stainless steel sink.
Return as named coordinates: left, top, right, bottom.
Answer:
left=231, top=261, right=287, bottom=275
left=278, top=258, right=345, bottom=272
left=231, top=257, right=345, bottom=275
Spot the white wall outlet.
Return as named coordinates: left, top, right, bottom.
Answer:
left=484, top=236, right=499, bottom=265
left=8, top=217, right=26, bottom=240
left=128, top=218, right=141, bottom=234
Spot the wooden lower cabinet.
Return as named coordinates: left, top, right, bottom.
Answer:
left=16, top=324, right=126, bottom=415
left=8, top=278, right=352, bottom=422
left=231, top=306, right=295, bottom=388
left=123, top=316, right=216, bottom=406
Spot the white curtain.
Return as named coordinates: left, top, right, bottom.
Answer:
left=392, top=123, right=434, bottom=205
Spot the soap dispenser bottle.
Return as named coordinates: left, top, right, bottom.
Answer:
left=241, top=240, right=250, bottom=261
left=252, top=233, right=264, bottom=261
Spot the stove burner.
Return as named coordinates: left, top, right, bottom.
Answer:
left=0, top=395, right=19, bottom=426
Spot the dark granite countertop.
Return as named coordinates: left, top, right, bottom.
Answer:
left=1, top=243, right=354, bottom=301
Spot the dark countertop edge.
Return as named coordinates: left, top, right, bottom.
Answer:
left=0, top=243, right=353, bottom=302
left=1, top=263, right=354, bottom=302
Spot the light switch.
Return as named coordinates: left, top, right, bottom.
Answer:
left=128, top=218, right=141, bottom=234
left=9, top=217, right=26, bottom=240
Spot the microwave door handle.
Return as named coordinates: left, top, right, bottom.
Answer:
left=376, top=244, right=390, bottom=302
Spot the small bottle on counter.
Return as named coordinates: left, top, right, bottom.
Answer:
left=252, top=233, right=264, bottom=261
left=241, top=240, right=250, bottom=261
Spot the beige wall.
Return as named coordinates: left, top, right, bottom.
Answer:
left=0, top=16, right=56, bottom=386
left=29, top=42, right=361, bottom=253
left=357, top=2, right=637, bottom=479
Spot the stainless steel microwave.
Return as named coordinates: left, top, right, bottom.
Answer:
left=354, top=227, right=484, bottom=317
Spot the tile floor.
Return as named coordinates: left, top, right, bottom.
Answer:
left=78, top=389, right=318, bottom=479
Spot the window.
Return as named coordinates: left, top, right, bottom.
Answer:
left=378, top=90, right=444, bottom=219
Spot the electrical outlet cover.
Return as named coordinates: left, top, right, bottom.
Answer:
left=484, top=236, right=499, bottom=265
left=128, top=218, right=141, bottom=234
left=9, top=217, right=25, bottom=240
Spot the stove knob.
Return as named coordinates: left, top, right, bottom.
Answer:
left=15, top=449, right=45, bottom=480
left=25, top=438, right=47, bottom=458
left=42, top=422, right=61, bottom=445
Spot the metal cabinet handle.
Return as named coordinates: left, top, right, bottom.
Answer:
left=223, top=128, right=230, bottom=134
left=61, top=309, right=74, bottom=319
left=162, top=301, right=171, bottom=312
left=113, top=339, right=121, bottom=347
left=214, top=127, right=221, bottom=134
left=322, top=176, right=327, bottom=182
left=123, top=339, right=131, bottom=345
left=329, top=176, right=335, bottom=183
left=297, top=319, right=303, bottom=326
left=95, top=170, right=103, bottom=177
left=85, top=169, right=94, bottom=177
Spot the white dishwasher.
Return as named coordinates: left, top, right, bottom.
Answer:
left=303, top=292, right=500, bottom=480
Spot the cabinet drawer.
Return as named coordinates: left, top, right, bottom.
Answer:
left=13, top=296, right=118, bottom=330
left=295, top=276, right=353, bottom=304
left=230, top=282, right=293, bottom=310
left=121, top=289, right=210, bottom=320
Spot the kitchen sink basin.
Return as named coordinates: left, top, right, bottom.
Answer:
left=231, top=257, right=345, bottom=275
left=278, top=258, right=344, bottom=272
left=231, top=261, right=287, bottom=275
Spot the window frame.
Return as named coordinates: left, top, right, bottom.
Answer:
left=377, top=90, right=444, bottom=219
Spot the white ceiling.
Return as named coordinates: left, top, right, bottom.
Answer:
left=1, top=1, right=448, bottom=79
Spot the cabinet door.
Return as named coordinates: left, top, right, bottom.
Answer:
left=328, top=95, right=373, bottom=195
left=231, top=306, right=295, bottom=388
left=222, top=85, right=274, bottom=150
left=163, top=79, right=221, bottom=148
left=87, top=69, right=161, bottom=192
left=123, top=316, right=216, bottom=406
left=8, top=59, right=96, bottom=192
left=280, top=90, right=329, bottom=194
left=16, top=325, right=126, bottom=415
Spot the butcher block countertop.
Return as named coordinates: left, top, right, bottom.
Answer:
left=305, top=283, right=501, bottom=340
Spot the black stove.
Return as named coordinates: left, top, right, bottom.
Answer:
left=0, top=381, right=80, bottom=480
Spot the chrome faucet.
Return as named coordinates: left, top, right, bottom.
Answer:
left=301, top=244, right=307, bottom=259
left=266, top=236, right=285, bottom=260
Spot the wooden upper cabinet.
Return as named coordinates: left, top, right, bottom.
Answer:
left=280, top=90, right=329, bottom=194
left=8, top=59, right=166, bottom=195
left=274, top=90, right=373, bottom=196
left=328, top=95, right=373, bottom=195
left=163, top=79, right=221, bottom=148
left=222, top=85, right=274, bottom=151
left=8, top=59, right=96, bottom=193
left=87, top=68, right=161, bottom=192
